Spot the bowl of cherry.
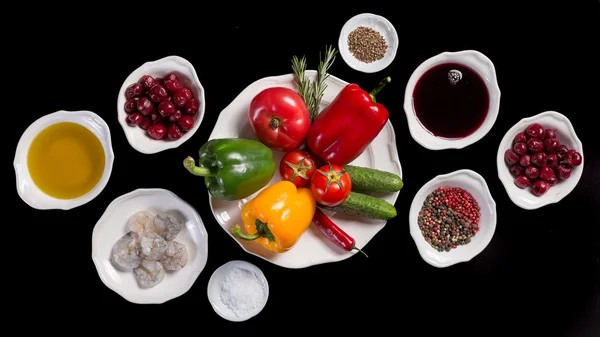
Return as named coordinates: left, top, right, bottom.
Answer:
left=497, top=110, right=584, bottom=210
left=117, top=55, right=205, bottom=154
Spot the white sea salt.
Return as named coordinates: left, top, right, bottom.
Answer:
left=219, top=265, right=266, bottom=317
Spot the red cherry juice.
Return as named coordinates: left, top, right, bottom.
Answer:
left=412, top=63, right=490, bottom=138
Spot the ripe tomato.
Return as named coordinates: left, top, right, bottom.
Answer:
left=310, top=163, right=352, bottom=207
left=248, top=87, right=310, bottom=151
left=279, top=150, right=316, bottom=188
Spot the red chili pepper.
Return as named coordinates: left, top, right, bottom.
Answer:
left=312, top=208, right=368, bottom=257
left=306, top=77, right=391, bottom=166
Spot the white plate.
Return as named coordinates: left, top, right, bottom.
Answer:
left=207, top=70, right=402, bottom=269
left=14, top=110, right=114, bottom=210
left=91, top=188, right=208, bottom=304
left=207, top=260, right=269, bottom=322
left=409, top=169, right=497, bottom=268
left=117, top=55, right=206, bottom=154
left=496, top=111, right=584, bottom=210
left=338, top=13, right=398, bottom=73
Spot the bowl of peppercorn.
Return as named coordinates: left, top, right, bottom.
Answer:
left=409, top=169, right=497, bottom=268
left=338, top=13, right=398, bottom=73
left=497, top=110, right=584, bottom=210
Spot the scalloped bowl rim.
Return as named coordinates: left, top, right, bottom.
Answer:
left=117, top=55, right=205, bottom=154
left=409, top=169, right=497, bottom=268
left=403, top=50, right=501, bottom=150
left=91, top=188, right=209, bottom=304
left=496, top=110, right=584, bottom=210
left=13, top=110, right=114, bottom=210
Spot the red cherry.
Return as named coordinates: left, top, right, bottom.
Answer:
left=124, top=98, right=137, bottom=113
left=556, top=145, right=569, bottom=161
left=543, top=138, right=560, bottom=154
left=178, top=115, right=195, bottom=131
left=513, top=142, right=527, bottom=156
left=510, top=164, right=523, bottom=177
left=513, top=132, right=528, bottom=144
left=139, top=117, right=152, bottom=130
left=544, top=129, right=557, bottom=140
left=147, top=124, right=167, bottom=140
left=125, top=83, right=143, bottom=99
left=164, top=79, right=182, bottom=95
left=532, top=180, right=550, bottom=196
left=169, top=109, right=183, bottom=123
left=138, top=75, right=156, bottom=91
left=565, top=149, right=583, bottom=167
left=546, top=154, right=558, bottom=168
left=126, top=112, right=143, bottom=126
left=514, top=176, right=531, bottom=189
left=158, top=101, right=175, bottom=117
left=184, top=98, right=199, bottom=115
left=519, top=154, right=531, bottom=167
left=173, top=88, right=193, bottom=107
left=556, top=164, right=572, bottom=180
left=167, top=124, right=184, bottom=140
left=150, top=111, right=164, bottom=125
left=547, top=175, right=558, bottom=186
left=164, top=72, right=179, bottom=82
left=531, top=152, right=547, bottom=167
left=504, top=149, right=520, bottom=165
left=526, top=123, right=546, bottom=139
left=525, top=166, right=540, bottom=180
left=539, top=166, right=555, bottom=181
left=136, top=97, right=154, bottom=116
left=148, top=85, right=170, bottom=103
left=527, top=138, right=544, bottom=153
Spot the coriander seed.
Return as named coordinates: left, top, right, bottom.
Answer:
left=347, top=26, right=388, bottom=64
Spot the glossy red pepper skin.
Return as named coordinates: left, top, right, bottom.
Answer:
left=312, top=208, right=367, bottom=257
left=306, top=77, right=390, bottom=166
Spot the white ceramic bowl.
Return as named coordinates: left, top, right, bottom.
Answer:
left=207, top=260, right=269, bottom=322
left=338, top=13, right=398, bottom=73
left=403, top=50, right=501, bottom=150
left=496, top=111, right=584, bottom=210
left=117, top=55, right=205, bottom=154
left=14, top=110, right=114, bottom=210
left=409, top=169, right=497, bottom=268
left=91, top=188, right=209, bottom=304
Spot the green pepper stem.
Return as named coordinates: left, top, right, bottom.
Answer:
left=231, top=225, right=262, bottom=240
left=183, top=156, right=212, bottom=176
left=352, top=246, right=368, bottom=258
left=369, top=76, right=391, bottom=103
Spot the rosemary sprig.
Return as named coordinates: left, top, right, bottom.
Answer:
left=291, top=45, right=337, bottom=122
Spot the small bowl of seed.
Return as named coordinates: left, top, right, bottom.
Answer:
left=338, top=13, right=398, bottom=73
left=408, top=169, right=497, bottom=268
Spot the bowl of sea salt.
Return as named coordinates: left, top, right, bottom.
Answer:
left=207, top=260, right=269, bottom=322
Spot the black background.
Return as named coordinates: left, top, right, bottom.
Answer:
left=10, top=3, right=599, bottom=336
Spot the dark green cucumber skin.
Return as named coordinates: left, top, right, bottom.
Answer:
left=343, top=165, right=403, bottom=193
left=320, top=191, right=397, bottom=220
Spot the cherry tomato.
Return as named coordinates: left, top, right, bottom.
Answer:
left=248, top=87, right=310, bottom=151
left=310, top=163, right=352, bottom=207
left=279, top=150, right=316, bottom=188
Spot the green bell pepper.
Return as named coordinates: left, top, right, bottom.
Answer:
left=183, top=138, right=276, bottom=201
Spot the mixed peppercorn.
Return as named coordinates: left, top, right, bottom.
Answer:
left=418, top=187, right=480, bottom=252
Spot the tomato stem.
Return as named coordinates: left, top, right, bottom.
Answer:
left=369, top=76, right=391, bottom=103
left=270, top=117, right=281, bottom=129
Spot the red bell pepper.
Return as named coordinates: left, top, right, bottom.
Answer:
left=306, top=77, right=391, bottom=166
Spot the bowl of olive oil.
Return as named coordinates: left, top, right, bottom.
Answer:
left=14, top=110, right=114, bottom=210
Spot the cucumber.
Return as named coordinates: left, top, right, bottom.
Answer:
left=343, top=165, right=403, bottom=193
left=319, top=191, right=397, bottom=220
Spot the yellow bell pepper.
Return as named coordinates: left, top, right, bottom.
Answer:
left=231, top=180, right=316, bottom=253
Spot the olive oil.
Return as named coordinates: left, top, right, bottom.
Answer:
left=27, top=122, right=105, bottom=199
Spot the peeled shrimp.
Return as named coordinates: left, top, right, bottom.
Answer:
left=111, top=232, right=141, bottom=270
left=140, top=233, right=167, bottom=260
left=154, top=212, right=184, bottom=241
left=133, top=259, right=165, bottom=288
left=128, top=211, right=156, bottom=235
left=160, top=240, right=188, bottom=271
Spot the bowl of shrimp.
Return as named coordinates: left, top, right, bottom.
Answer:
left=92, top=188, right=208, bottom=304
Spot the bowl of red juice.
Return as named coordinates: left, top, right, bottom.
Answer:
left=403, top=50, right=501, bottom=150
